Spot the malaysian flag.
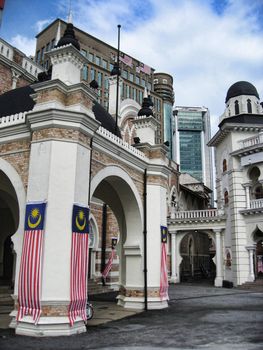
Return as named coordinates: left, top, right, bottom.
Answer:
left=17, top=202, right=47, bottom=324
left=160, top=226, right=169, bottom=300
left=102, top=249, right=115, bottom=280
left=136, top=62, right=151, bottom=75
left=119, top=52, right=133, bottom=68
left=68, top=204, right=89, bottom=326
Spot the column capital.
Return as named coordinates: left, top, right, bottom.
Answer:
left=213, top=228, right=222, bottom=235
left=246, top=245, right=256, bottom=251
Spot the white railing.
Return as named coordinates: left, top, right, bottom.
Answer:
left=0, top=39, right=14, bottom=61
left=22, top=57, right=43, bottom=78
left=0, top=112, right=27, bottom=128
left=173, top=209, right=224, bottom=220
left=97, top=126, right=147, bottom=160
left=250, top=198, right=263, bottom=209
left=238, top=132, right=263, bottom=149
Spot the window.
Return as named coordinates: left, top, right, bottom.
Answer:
left=51, top=39, right=55, bottom=49
left=136, top=76, right=140, bottom=85
left=163, top=79, right=167, bottom=84
left=89, top=53, right=94, bottom=62
left=255, top=185, right=263, bottom=199
left=235, top=100, right=239, bottom=115
left=41, top=47, right=45, bottom=61
left=97, top=72, right=102, bottom=86
left=90, top=67, right=95, bottom=81
left=247, top=99, right=252, bottom=113
left=104, top=75, right=109, bottom=90
left=223, top=159, right=227, bottom=172
left=95, top=56, right=100, bottom=66
left=133, top=88, right=137, bottom=100
left=102, top=59, right=107, bottom=69
left=129, top=73, right=134, bottom=82
left=139, top=90, right=143, bottom=104
left=122, top=70, right=128, bottom=79
left=153, top=79, right=158, bottom=84
left=82, top=66, right=88, bottom=80
left=141, top=79, right=145, bottom=87
left=81, top=49, right=87, bottom=57
left=110, top=63, right=114, bottom=72
left=126, top=85, right=130, bottom=98
left=224, top=191, right=229, bottom=205
left=36, top=50, right=41, bottom=63
left=45, top=42, right=50, bottom=52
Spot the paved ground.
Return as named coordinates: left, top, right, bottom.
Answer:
left=0, top=283, right=263, bottom=349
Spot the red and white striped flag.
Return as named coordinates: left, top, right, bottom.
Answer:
left=17, top=202, right=47, bottom=324
left=160, top=226, right=169, bottom=300
left=102, top=249, right=115, bottom=280
left=68, top=204, right=89, bottom=326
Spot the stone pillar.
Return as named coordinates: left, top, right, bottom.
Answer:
left=244, top=185, right=250, bottom=209
left=108, top=75, right=123, bottom=117
left=11, top=69, right=20, bottom=89
left=170, top=232, right=178, bottom=283
left=214, top=229, right=223, bottom=287
left=246, top=246, right=255, bottom=282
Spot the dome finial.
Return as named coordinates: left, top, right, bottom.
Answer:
left=68, top=0, right=73, bottom=23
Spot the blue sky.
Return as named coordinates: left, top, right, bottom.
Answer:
left=1, top=0, right=263, bottom=135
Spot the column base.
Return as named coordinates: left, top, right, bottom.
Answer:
left=214, top=277, right=223, bottom=287
left=247, top=274, right=255, bottom=282
left=10, top=311, right=86, bottom=337
left=169, top=275, right=179, bottom=284
left=117, top=295, right=168, bottom=310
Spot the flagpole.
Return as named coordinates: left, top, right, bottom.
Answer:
left=115, top=24, right=121, bottom=135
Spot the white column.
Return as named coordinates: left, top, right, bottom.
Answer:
left=170, top=232, right=177, bottom=283
left=246, top=246, right=255, bottom=282
left=214, top=229, right=223, bottom=287
left=244, top=185, right=250, bottom=209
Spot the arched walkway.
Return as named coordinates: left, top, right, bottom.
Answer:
left=90, top=166, right=144, bottom=307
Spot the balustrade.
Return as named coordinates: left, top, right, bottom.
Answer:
left=173, top=209, right=224, bottom=220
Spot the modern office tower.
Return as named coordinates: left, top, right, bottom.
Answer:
left=35, top=19, right=175, bottom=144
left=153, top=73, right=174, bottom=158
left=173, top=106, right=214, bottom=192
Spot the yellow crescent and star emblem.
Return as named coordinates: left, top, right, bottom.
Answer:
left=75, top=210, right=86, bottom=232
left=28, top=207, right=42, bottom=229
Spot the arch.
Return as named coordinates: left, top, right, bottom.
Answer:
left=224, top=190, right=229, bottom=205
left=90, top=165, right=143, bottom=293
left=0, top=158, right=26, bottom=290
left=247, top=99, right=252, bottom=113
left=119, top=98, right=141, bottom=123
left=222, top=159, right=227, bottom=172
left=234, top=100, right=239, bottom=115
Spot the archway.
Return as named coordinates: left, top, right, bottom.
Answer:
left=0, top=170, right=19, bottom=287
left=254, top=229, right=263, bottom=278
left=90, top=166, right=143, bottom=305
left=179, top=231, right=215, bottom=283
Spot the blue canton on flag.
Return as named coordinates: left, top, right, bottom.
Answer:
left=72, top=204, right=89, bottom=234
left=24, top=202, right=46, bottom=231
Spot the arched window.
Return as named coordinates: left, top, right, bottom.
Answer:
left=247, top=99, right=252, bottom=113
left=255, top=185, right=263, bottom=199
left=223, top=159, right=227, bottom=172
left=235, top=100, right=239, bottom=115
left=224, top=191, right=229, bottom=205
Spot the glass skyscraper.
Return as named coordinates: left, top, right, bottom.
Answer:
left=173, top=106, right=214, bottom=196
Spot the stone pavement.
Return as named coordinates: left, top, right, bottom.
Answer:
left=0, top=283, right=263, bottom=349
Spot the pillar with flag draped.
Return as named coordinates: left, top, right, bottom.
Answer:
left=160, top=226, right=169, bottom=300
left=68, top=204, right=89, bottom=326
left=17, top=202, right=47, bottom=324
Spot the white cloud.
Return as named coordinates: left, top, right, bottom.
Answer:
left=44, top=0, right=263, bottom=134
left=35, top=18, right=54, bottom=33
left=10, top=35, right=36, bottom=57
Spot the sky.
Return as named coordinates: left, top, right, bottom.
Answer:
left=1, top=0, right=263, bottom=136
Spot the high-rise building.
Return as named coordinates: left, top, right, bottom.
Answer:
left=35, top=19, right=175, bottom=145
left=173, top=106, right=214, bottom=193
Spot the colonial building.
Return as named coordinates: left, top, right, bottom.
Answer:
left=35, top=18, right=175, bottom=150
left=208, top=81, right=263, bottom=286
left=0, top=38, right=43, bottom=95
left=0, top=22, right=178, bottom=336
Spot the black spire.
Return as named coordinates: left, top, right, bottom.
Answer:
left=56, top=22, right=80, bottom=50
left=138, top=89, right=154, bottom=117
